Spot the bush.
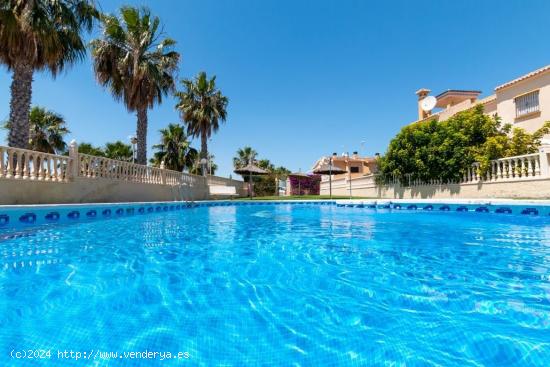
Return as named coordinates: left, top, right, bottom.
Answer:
left=378, top=105, right=550, bottom=182
left=288, top=175, right=321, bottom=195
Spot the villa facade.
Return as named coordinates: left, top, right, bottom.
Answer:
left=311, top=153, right=378, bottom=180
left=414, top=64, right=550, bottom=136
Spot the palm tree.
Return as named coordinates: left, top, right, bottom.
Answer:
left=189, top=153, right=217, bottom=175
left=150, top=123, right=197, bottom=171
left=0, top=0, right=97, bottom=149
left=77, top=142, right=105, bottom=157
left=233, top=146, right=258, bottom=169
left=206, top=153, right=217, bottom=175
left=90, top=6, right=180, bottom=165
left=175, top=72, right=228, bottom=172
left=104, top=141, right=133, bottom=161
left=258, top=159, right=274, bottom=171
left=28, top=106, right=70, bottom=154
left=3, top=106, right=70, bottom=154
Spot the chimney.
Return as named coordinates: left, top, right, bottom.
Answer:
left=415, top=88, right=431, bottom=120
left=352, top=151, right=359, bottom=159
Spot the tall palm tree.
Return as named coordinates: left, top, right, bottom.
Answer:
left=104, top=141, right=133, bottom=161
left=0, top=0, right=97, bottom=149
left=233, top=146, right=258, bottom=169
left=175, top=72, right=228, bottom=171
left=3, top=106, right=70, bottom=154
left=150, top=123, right=197, bottom=172
left=90, top=6, right=180, bottom=165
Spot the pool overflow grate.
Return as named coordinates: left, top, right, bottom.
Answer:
left=0, top=201, right=335, bottom=230
left=336, top=201, right=549, bottom=216
left=1, top=200, right=548, bottom=230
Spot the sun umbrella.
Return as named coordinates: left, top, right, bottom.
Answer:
left=312, top=160, right=346, bottom=199
left=234, top=163, right=269, bottom=198
left=288, top=171, right=310, bottom=196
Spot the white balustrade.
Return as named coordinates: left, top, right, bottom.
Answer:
left=0, top=146, right=71, bottom=182
left=366, top=152, right=546, bottom=188
left=76, top=153, right=206, bottom=187
left=463, top=153, right=541, bottom=183
left=0, top=144, right=240, bottom=191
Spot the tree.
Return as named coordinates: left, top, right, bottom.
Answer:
left=0, top=0, right=97, bottom=149
left=3, top=106, right=69, bottom=154
left=188, top=153, right=217, bottom=175
left=378, top=105, right=550, bottom=183
left=233, top=146, right=258, bottom=169
left=175, top=72, right=228, bottom=170
left=150, top=123, right=197, bottom=171
left=257, top=159, right=274, bottom=171
left=104, top=141, right=133, bottom=161
left=234, top=152, right=289, bottom=196
left=28, top=107, right=70, bottom=154
left=90, top=6, right=179, bottom=164
left=253, top=165, right=290, bottom=197
left=77, top=143, right=105, bottom=157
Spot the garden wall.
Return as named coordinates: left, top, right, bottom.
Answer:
left=322, top=175, right=550, bottom=199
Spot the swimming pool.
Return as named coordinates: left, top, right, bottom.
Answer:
left=1, top=202, right=549, bottom=366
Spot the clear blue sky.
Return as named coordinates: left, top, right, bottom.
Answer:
left=1, top=0, right=550, bottom=177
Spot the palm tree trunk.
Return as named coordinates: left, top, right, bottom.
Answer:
left=136, top=107, right=148, bottom=165
left=8, top=61, right=33, bottom=149
left=200, top=130, right=208, bottom=159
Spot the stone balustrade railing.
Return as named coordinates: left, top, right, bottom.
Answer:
left=463, top=153, right=541, bottom=183
left=0, top=146, right=72, bottom=182
left=321, top=147, right=550, bottom=189
left=77, top=153, right=202, bottom=186
left=0, top=144, right=236, bottom=190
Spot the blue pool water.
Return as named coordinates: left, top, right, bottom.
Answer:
left=1, top=203, right=550, bottom=366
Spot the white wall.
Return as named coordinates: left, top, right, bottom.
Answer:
left=495, top=72, right=550, bottom=133
left=0, top=177, right=246, bottom=205
left=321, top=175, right=550, bottom=199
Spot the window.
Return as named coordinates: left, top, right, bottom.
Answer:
left=515, top=90, right=539, bottom=118
left=350, top=166, right=360, bottom=173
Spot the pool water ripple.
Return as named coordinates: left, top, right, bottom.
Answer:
left=0, top=204, right=550, bottom=365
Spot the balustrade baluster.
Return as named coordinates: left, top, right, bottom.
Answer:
left=29, top=153, right=36, bottom=179
left=43, top=157, right=50, bottom=180
left=52, top=156, right=59, bottom=181
left=535, top=157, right=541, bottom=176
left=61, top=158, right=67, bottom=181
left=14, top=151, right=22, bottom=179
left=23, top=153, right=30, bottom=179
left=6, top=150, right=13, bottom=178
left=60, top=158, right=70, bottom=182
